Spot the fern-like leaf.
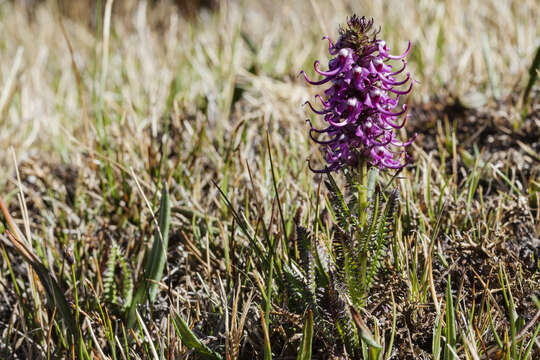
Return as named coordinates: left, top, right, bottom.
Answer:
left=358, top=190, right=381, bottom=256
left=332, top=227, right=347, bottom=283
left=283, top=262, right=309, bottom=312
left=316, top=239, right=331, bottom=274
left=119, top=254, right=134, bottom=310
left=327, top=272, right=359, bottom=356
left=364, top=189, right=398, bottom=294
left=325, top=174, right=358, bottom=230
left=336, top=226, right=364, bottom=309
left=293, top=226, right=318, bottom=311
left=296, top=226, right=315, bottom=292
left=104, top=241, right=118, bottom=305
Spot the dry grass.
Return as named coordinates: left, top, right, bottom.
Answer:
left=0, top=0, right=538, bottom=359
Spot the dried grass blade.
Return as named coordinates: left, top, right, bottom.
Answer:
left=0, top=197, right=77, bottom=338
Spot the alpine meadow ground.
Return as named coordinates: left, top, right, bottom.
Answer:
left=0, top=0, right=538, bottom=359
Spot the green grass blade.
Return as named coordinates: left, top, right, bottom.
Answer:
left=266, top=132, right=289, bottom=251
left=488, top=300, right=504, bottom=350
left=499, top=266, right=517, bottom=359
left=212, top=180, right=266, bottom=263
left=172, top=313, right=223, bottom=360
left=350, top=306, right=382, bottom=350
left=33, top=260, right=78, bottom=337
left=259, top=305, right=272, bottom=360
left=385, top=291, right=397, bottom=360
left=127, top=183, right=171, bottom=328
left=432, top=314, right=443, bottom=360
left=297, top=310, right=314, bottom=360
left=444, top=275, right=456, bottom=360
left=521, top=319, right=540, bottom=360
left=147, top=183, right=171, bottom=302
left=522, top=45, right=540, bottom=108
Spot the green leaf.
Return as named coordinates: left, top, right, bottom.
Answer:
left=385, top=291, right=397, bottom=360
left=297, top=310, right=314, bottom=360
left=282, top=262, right=309, bottom=309
left=325, top=173, right=356, bottom=229
left=119, top=254, right=134, bottom=310
left=432, top=314, right=443, bottom=360
left=364, top=190, right=398, bottom=298
left=146, top=183, right=171, bottom=302
left=127, top=183, right=171, bottom=328
left=523, top=45, right=540, bottom=108
left=358, top=190, right=381, bottom=257
left=103, top=241, right=118, bottom=305
left=31, top=259, right=77, bottom=336
left=522, top=319, right=540, bottom=360
left=350, top=306, right=381, bottom=350
left=0, top=198, right=77, bottom=340
left=172, top=313, right=223, bottom=360
left=366, top=167, right=379, bottom=200
left=444, top=275, right=456, bottom=360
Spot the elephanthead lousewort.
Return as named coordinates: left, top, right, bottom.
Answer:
left=301, top=16, right=416, bottom=173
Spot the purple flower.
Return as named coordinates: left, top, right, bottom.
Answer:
left=301, top=16, right=416, bottom=173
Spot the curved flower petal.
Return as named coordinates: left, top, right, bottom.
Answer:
left=376, top=104, right=408, bottom=117
left=391, top=132, right=417, bottom=147
left=390, top=60, right=407, bottom=76
left=379, top=72, right=410, bottom=86
left=304, top=101, right=330, bottom=115
left=322, top=36, right=338, bottom=55
left=307, top=159, right=336, bottom=173
left=387, top=82, right=414, bottom=95
left=309, top=129, right=340, bottom=144
left=306, top=119, right=334, bottom=134
left=315, top=94, right=329, bottom=107
left=384, top=41, right=411, bottom=60
left=299, top=70, right=332, bottom=86
left=314, top=60, right=343, bottom=77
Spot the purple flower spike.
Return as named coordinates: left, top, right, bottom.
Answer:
left=302, top=15, right=416, bottom=173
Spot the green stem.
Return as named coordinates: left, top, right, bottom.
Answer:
left=356, top=161, right=379, bottom=305
left=357, top=161, right=369, bottom=296
left=358, top=160, right=369, bottom=229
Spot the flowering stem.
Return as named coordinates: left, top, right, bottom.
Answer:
left=357, top=160, right=369, bottom=295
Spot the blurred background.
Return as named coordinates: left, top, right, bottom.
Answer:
left=1, top=0, right=537, bottom=164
